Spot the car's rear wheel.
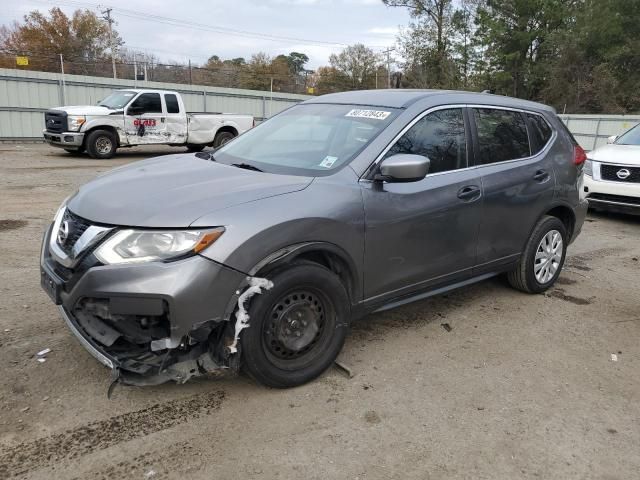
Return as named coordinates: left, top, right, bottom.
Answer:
left=86, top=129, right=117, bottom=159
left=507, top=215, right=567, bottom=293
left=240, top=262, right=350, bottom=388
left=213, top=131, right=235, bottom=148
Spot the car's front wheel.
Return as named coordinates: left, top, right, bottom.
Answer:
left=240, top=262, right=350, bottom=388
left=85, top=129, right=117, bottom=159
left=508, top=215, right=568, bottom=293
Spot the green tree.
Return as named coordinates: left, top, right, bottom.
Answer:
left=329, top=44, right=379, bottom=89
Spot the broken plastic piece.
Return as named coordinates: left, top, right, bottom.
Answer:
left=611, top=353, right=618, bottom=362
left=227, top=276, right=274, bottom=354
left=37, top=348, right=51, bottom=356
left=441, top=323, right=452, bottom=332
left=334, top=360, right=354, bottom=379
left=37, top=358, right=46, bottom=363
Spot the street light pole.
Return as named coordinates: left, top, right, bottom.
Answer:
left=101, top=8, right=117, bottom=79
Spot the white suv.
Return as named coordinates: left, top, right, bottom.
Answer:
left=584, top=123, right=640, bottom=215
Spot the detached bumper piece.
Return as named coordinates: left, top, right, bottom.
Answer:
left=64, top=297, right=234, bottom=386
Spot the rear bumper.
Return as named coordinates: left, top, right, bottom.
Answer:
left=43, top=130, right=84, bottom=149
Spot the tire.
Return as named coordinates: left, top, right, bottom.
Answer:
left=213, top=130, right=235, bottom=148
left=240, top=262, right=350, bottom=388
left=85, top=129, right=117, bottom=159
left=507, top=215, right=568, bottom=293
left=186, top=144, right=206, bottom=152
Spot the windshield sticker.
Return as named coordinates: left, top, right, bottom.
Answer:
left=345, top=109, right=391, bottom=120
left=319, top=156, right=339, bottom=168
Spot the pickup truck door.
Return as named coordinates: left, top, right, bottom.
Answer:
left=163, top=93, right=187, bottom=144
left=124, top=92, right=168, bottom=145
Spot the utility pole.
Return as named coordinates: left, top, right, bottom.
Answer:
left=59, top=54, right=66, bottom=105
left=101, top=8, right=117, bottom=79
left=381, top=47, right=395, bottom=88
left=188, top=59, right=193, bottom=84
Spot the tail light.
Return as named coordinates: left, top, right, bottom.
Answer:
left=574, top=145, right=587, bottom=165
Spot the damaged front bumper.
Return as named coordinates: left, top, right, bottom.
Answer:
left=40, top=223, right=249, bottom=386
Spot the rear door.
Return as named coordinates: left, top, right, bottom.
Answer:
left=163, top=93, right=187, bottom=144
left=471, top=107, right=556, bottom=272
left=124, top=92, right=167, bottom=145
left=361, top=107, right=482, bottom=305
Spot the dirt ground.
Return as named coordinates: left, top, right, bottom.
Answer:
left=0, top=143, right=639, bottom=480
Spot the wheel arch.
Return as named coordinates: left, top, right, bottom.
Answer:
left=249, top=242, right=360, bottom=305
left=216, top=125, right=238, bottom=137
left=544, top=203, right=576, bottom=240
left=82, top=125, right=120, bottom=148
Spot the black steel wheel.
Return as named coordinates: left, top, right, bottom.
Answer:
left=240, top=262, right=350, bottom=388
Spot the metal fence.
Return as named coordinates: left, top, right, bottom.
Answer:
left=0, top=68, right=310, bottom=141
left=558, top=114, right=640, bottom=151
left=1, top=68, right=639, bottom=147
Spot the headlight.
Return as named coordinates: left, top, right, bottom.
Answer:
left=67, top=115, right=86, bottom=131
left=94, top=228, right=224, bottom=265
left=584, top=159, right=593, bottom=177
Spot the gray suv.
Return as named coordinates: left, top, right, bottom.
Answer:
left=40, top=90, right=588, bottom=388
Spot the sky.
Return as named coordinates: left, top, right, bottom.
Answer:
left=0, top=0, right=412, bottom=69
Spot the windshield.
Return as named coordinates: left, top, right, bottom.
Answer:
left=99, top=91, right=137, bottom=109
left=213, top=103, right=398, bottom=176
left=616, top=123, right=640, bottom=145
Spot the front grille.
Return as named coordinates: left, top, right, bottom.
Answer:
left=44, top=110, right=67, bottom=133
left=600, top=164, right=640, bottom=183
left=588, top=193, right=640, bottom=206
left=58, top=209, right=92, bottom=255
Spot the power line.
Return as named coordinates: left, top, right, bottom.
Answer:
left=30, top=0, right=357, bottom=48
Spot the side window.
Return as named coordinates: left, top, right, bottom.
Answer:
left=526, top=113, right=553, bottom=154
left=385, top=108, right=467, bottom=174
left=165, top=94, right=180, bottom=114
left=130, top=93, right=162, bottom=114
left=474, top=108, right=530, bottom=164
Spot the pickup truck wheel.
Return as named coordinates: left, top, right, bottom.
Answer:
left=186, top=144, right=205, bottom=152
left=507, top=215, right=567, bottom=294
left=240, top=262, right=350, bottom=388
left=86, top=130, right=117, bottom=159
left=213, top=131, right=235, bottom=148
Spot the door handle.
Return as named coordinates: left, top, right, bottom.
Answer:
left=457, top=185, right=481, bottom=202
left=533, top=169, right=550, bottom=182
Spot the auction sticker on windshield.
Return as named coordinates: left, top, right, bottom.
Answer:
left=345, top=109, right=391, bottom=120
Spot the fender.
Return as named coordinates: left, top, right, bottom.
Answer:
left=220, top=241, right=362, bottom=323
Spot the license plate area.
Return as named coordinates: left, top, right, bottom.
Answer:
left=41, top=268, right=62, bottom=305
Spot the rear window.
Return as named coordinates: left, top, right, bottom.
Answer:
left=526, top=113, right=553, bottom=153
left=165, top=94, right=180, bottom=114
left=474, top=108, right=530, bottom=164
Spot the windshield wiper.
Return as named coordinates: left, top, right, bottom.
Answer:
left=231, top=163, right=263, bottom=172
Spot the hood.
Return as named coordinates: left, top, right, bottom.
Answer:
left=53, top=105, right=116, bottom=116
left=67, top=154, right=313, bottom=227
left=588, top=144, right=640, bottom=165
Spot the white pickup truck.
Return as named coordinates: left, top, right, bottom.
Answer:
left=43, top=89, right=254, bottom=159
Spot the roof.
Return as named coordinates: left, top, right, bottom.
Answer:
left=303, top=89, right=555, bottom=112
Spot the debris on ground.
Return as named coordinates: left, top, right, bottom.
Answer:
left=37, top=348, right=51, bottom=357
left=611, top=353, right=618, bottom=362
left=334, top=360, right=354, bottom=379
left=441, top=323, right=453, bottom=332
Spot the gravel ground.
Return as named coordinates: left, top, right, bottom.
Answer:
left=1, top=143, right=639, bottom=480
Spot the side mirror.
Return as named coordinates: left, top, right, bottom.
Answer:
left=375, top=154, right=430, bottom=183
left=607, top=135, right=618, bottom=144
left=128, top=105, right=144, bottom=116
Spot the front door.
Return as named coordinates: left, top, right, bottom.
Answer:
left=361, top=107, right=482, bottom=305
left=124, top=92, right=167, bottom=145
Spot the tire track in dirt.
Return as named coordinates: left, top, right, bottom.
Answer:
left=0, top=391, right=225, bottom=478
